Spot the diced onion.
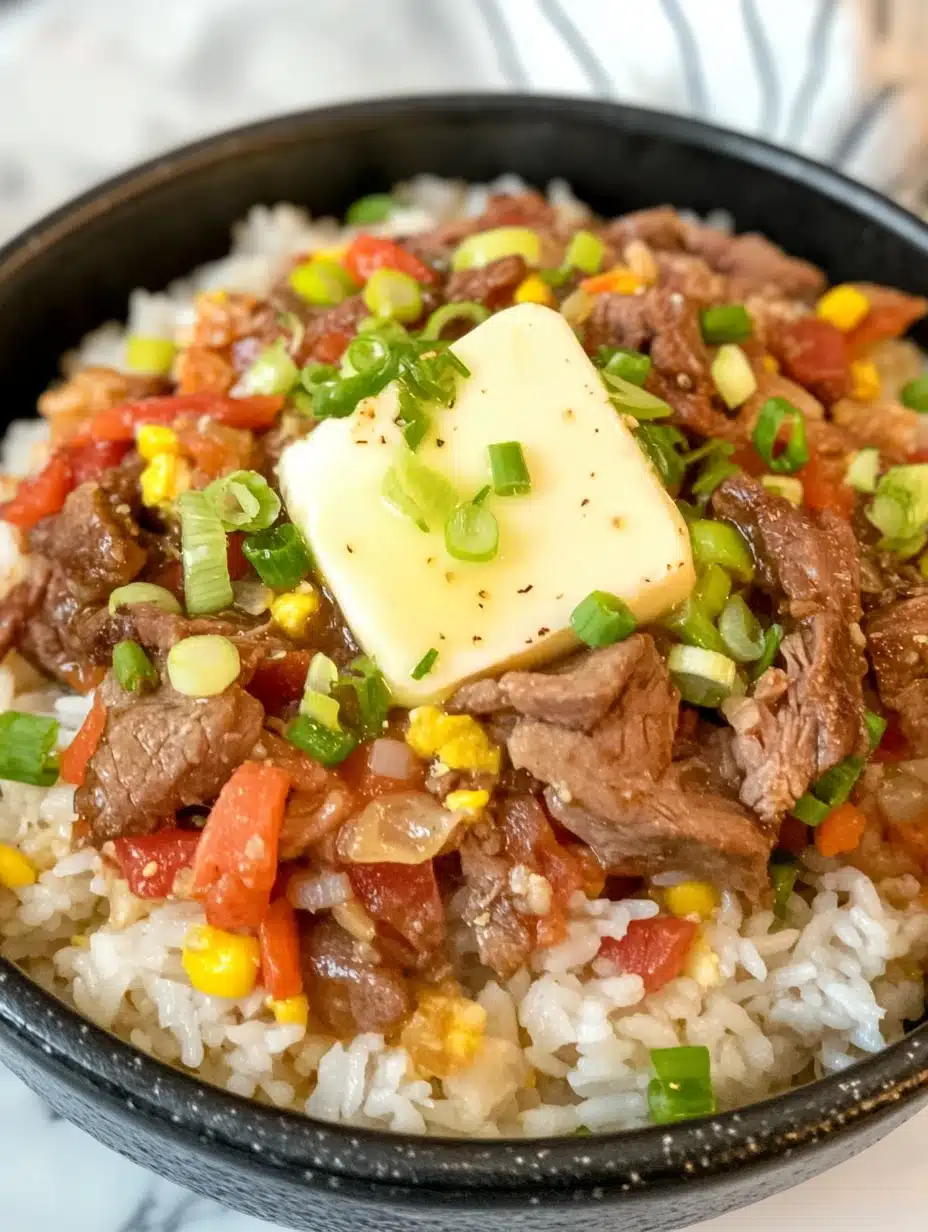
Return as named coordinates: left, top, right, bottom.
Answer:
left=667, top=644, right=737, bottom=708
left=368, top=737, right=418, bottom=781
left=336, top=791, right=460, bottom=864
left=167, top=635, right=240, bottom=697
left=451, top=226, right=541, bottom=272
left=877, top=768, right=928, bottom=824
left=108, top=582, right=182, bottom=616
left=286, top=869, right=351, bottom=912
left=711, top=344, right=757, bottom=409
left=760, top=475, right=803, bottom=505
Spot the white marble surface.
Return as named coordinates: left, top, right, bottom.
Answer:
left=1, top=1, right=928, bottom=1228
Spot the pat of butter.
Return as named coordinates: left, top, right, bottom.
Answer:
left=278, top=304, right=693, bottom=704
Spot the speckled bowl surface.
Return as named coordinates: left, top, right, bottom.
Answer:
left=0, top=95, right=927, bottom=1232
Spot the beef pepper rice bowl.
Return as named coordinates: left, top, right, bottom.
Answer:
left=1, top=176, right=928, bottom=1138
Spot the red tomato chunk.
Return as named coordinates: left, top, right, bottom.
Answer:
left=598, top=916, right=698, bottom=993
left=112, top=829, right=202, bottom=899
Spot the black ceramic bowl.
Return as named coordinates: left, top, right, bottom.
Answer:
left=1, top=95, right=927, bottom=1232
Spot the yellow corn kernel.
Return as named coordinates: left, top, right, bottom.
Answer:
left=850, top=358, right=881, bottom=402
left=684, top=929, right=722, bottom=988
left=136, top=424, right=179, bottom=461
left=762, top=353, right=780, bottom=374
left=0, top=842, right=37, bottom=889
left=270, top=588, right=320, bottom=638
left=445, top=788, right=490, bottom=818
left=816, top=284, right=870, bottom=332
left=513, top=274, right=555, bottom=307
left=140, top=453, right=189, bottom=507
left=311, top=243, right=348, bottom=262
left=406, top=706, right=500, bottom=774
left=664, top=880, right=719, bottom=921
left=401, top=991, right=487, bottom=1079
left=182, top=924, right=260, bottom=999
left=267, top=994, right=309, bottom=1027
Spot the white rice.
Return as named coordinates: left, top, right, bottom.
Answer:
left=1, top=182, right=926, bottom=1137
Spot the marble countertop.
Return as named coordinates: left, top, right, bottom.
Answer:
left=1, top=1, right=927, bottom=1228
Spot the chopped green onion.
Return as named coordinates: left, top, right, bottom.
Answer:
left=0, top=712, right=59, bottom=786
left=445, top=497, right=499, bottom=563
left=420, top=301, right=490, bottom=340
left=300, top=689, right=341, bottom=731
left=790, top=793, right=831, bottom=827
left=866, top=465, right=928, bottom=544
left=667, top=643, right=737, bottom=707
left=289, top=258, right=357, bottom=306
left=711, top=343, right=757, bottom=409
left=396, top=392, right=430, bottom=451
left=125, top=335, right=176, bottom=375
left=564, top=229, right=605, bottom=275
left=177, top=490, right=233, bottom=616
left=451, top=226, right=541, bottom=272
left=865, top=709, right=887, bottom=752
left=242, top=523, right=312, bottom=590
left=812, top=757, right=865, bottom=810
left=306, top=652, right=338, bottom=696
left=689, top=519, right=754, bottom=583
left=343, top=333, right=392, bottom=379
left=663, top=598, right=727, bottom=656
left=411, top=648, right=439, bottom=680
left=238, top=340, right=299, bottom=397
left=539, top=264, right=572, bottom=288
left=845, top=448, right=879, bottom=494
left=108, top=582, right=182, bottom=616
left=717, top=594, right=765, bottom=663
left=345, top=193, right=395, bottom=225
left=601, top=370, right=671, bottom=420
left=700, top=304, right=752, bottom=345
left=112, top=640, right=158, bottom=693
left=752, top=396, right=809, bottom=474
left=636, top=425, right=687, bottom=488
left=382, top=450, right=457, bottom=532
left=363, top=268, right=423, bottom=323
left=488, top=442, right=531, bottom=496
left=760, top=474, right=804, bottom=505
left=596, top=346, right=652, bottom=388
left=693, top=564, right=732, bottom=621
left=901, top=375, right=928, bottom=412
left=648, top=1046, right=714, bottom=1125
left=570, top=591, right=636, bottom=648
left=337, top=656, right=391, bottom=739
left=286, top=714, right=357, bottom=766
left=166, top=635, right=240, bottom=697
left=750, top=623, right=783, bottom=680
left=689, top=441, right=738, bottom=500
left=770, top=860, right=798, bottom=920
left=204, top=470, right=281, bottom=533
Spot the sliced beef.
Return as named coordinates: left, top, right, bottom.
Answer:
left=711, top=475, right=868, bottom=819
left=443, top=255, right=528, bottom=310
left=459, top=833, right=534, bottom=980
left=76, top=674, right=264, bottom=843
left=119, top=602, right=290, bottom=680
left=300, top=915, right=410, bottom=1037
left=864, top=594, right=928, bottom=754
left=830, top=398, right=918, bottom=463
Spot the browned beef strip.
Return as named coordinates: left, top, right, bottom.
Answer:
left=300, top=916, right=410, bottom=1037
left=864, top=594, right=928, bottom=754
left=77, top=674, right=264, bottom=843
left=710, top=476, right=868, bottom=819
left=118, top=603, right=290, bottom=680
left=458, top=833, right=534, bottom=980
left=443, top=255, right=528, bottom=310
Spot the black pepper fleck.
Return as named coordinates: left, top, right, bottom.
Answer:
left=580, top=498, right=590, bottom=508
left=445, top=572, right=455, bottom=583
left=472, top=635, right=483, bottom=644
left=517, top=584, right=534, bottom=594
left=611, top=516, right=623, bottom=528
left=436, top=438, right=446, bottom=448
left=478, top=589, right=489, bottom=600
left=537, top=626, right=550, bottom=636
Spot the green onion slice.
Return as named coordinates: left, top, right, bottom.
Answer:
left=570, top=590, right=636, bottom=649
left=420, top=301, right=490, bottom=341
left=564, top=229, right=605, bottom=275
left=112, top=640, right=158, bottom=693
left=238, top=339, right=299, bottom=397
left=901, top=375, right=928, bottom=412
left=108, top=582, right=182, bottom=616
left=488, top=441, right=531, bottom=496
left=0, top=712, right=59, bottom=786
left=790, top=792, right=832, bottom=827
left=411, top=648, right=439, bottom=680
left=601, top=370, right=671, bottom=420
left=167, top=635, right=240, bottom=697
left=692, top=564, right=732, bottom=622
left=306, top=652, right=339, bottom=696
left=451, top=226, right=541, bottom=272
left=770, top=859, right=798, bottom=920
left=700, top=304, right=753, bottom=345
left=125, top=335, right=176, bottom=376
left=300, top=689, right=341, bottom=731
left=865, top=709, right=887, bottom=752
left=363, top=268, right=423, bottom=323
left=752, top=396, right=810, bottom=474
left=845, top=447, right=879, bottom=494
left=749, top=623, right=783, bottom=680
left=242, top=523, right=312, bottom=590
left=711, top=343, right=757, bottom=410
left=382, top=450, right=457, bottom=532
left=204, top=469, right=281, bottom=533
left=177, top=490, right=233, bottom=617
left=667, top=644, right=737, bottom=707
left=289, top=258, right=357, bottom=306
left=689, top=441, right=738, bottom=500
left=445, top=498, right=499, bottom=563
left=596, top=346, right=652, bottom=388
left=648, top=1046, right=715, bottom=1125
left=636, top=425, right=687, bottom=489
left=346, top=193, right=395, bottom=225
left=337, top=656, right=392, bottom=739
left=866, top=464, right=928, bottom=544
left=663, top=597, right=727, bottom=656
left=689, top=519, right=755, bottom=583
left=717, top=595, right=765, bottom=663
left=286, top=714, right=358, bottom=766
left=760, top=474, right=803, bottom=505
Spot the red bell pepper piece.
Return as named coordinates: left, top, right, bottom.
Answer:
left=246, top=651, right=312, bottom=716
left=88, top=393, right=284, bottom=443
left=59, top=693, right=107, bottom=786
left=798, top=447, right=855, bottom=518
left=348, top=861, right=444, bottom=952
left=774, top=318, right=850, bottom=404
left=1, top=453, right=74, bottom=529
left=258, top=897, right=303, bottom=1000
left=598, top=916, right=698, bottom=993
left=68, top=438, right=132, bottom=485
left=343, top=235, right=436, bottom=286
left=112, top=829, right=202, bottom=899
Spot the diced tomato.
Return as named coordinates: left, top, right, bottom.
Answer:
left=339, top=741, right=426, bottom=801
left=67, top=438, right=131, bottom=485
left=774, top=318, right=850, bottom=404
left=598, top=916, right=698, bottom=993
left=87, top=394, right=284, bottom=443
left=310, top=330, right=353, bottom=364
left=225, top=532, right=250, bottom=581
left=246, top=651, right=312, bottom=716
left=872, top=712, right=910, bottom=763
left=111, top=828, right=202, bottom=899
left=536, top=841, right=587, bottom=948
left=343, top=235, right=436, bottom=286
left=258, top=896, right=303, bottom=999
left=175, top=420, right=254, bottom=479
left=191, top=761, right=291, bottom=930
left=798, top=447, right=855, bottom=518
left=1, top=452, right=73, bottom=529
left=815, top=802, right=867, bottom=858
left=844, top=285, right=928, bottom=355
left=777, top=813, right=811, bottom=857
left=59, top=693, right=107, bottom=786
left=348, top=861, right=445, bottom=952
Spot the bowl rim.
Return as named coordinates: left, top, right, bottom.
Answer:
left=1, top=91, right=928, bottom=1195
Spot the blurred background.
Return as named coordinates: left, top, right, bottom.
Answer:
left=1, top=0, right=928, bottom=247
